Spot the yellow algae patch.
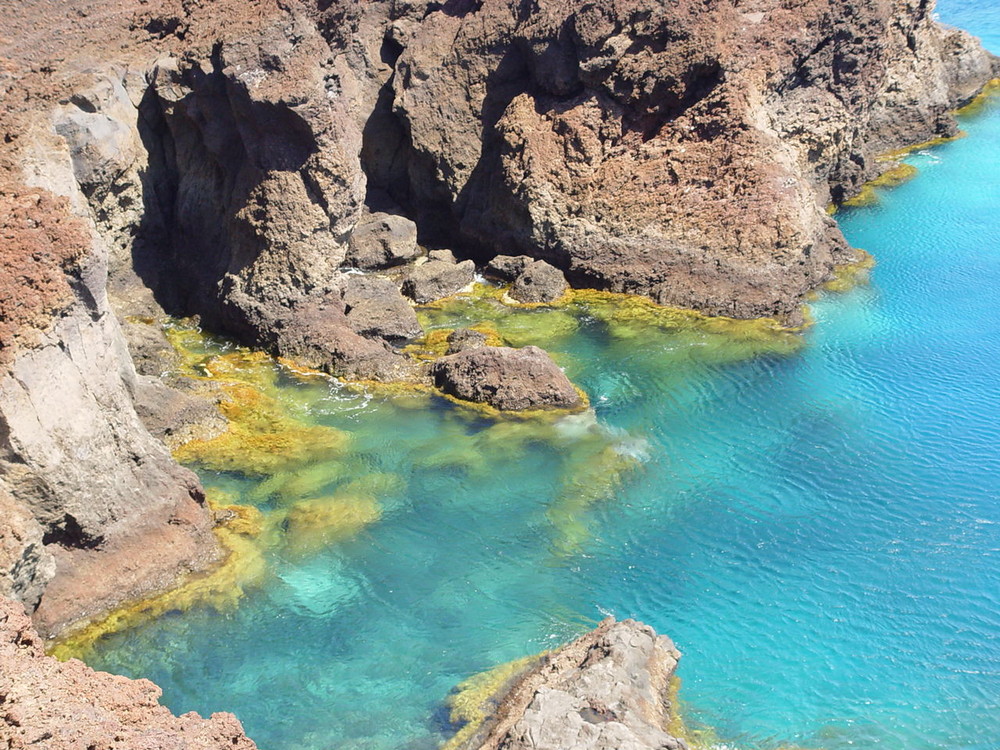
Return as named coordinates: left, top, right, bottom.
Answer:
left=879, top=132, right=966, bottom=162
left=247, top=459, right=356, bottom=504
left=283, top=493, right=382, bottom=557
left=839, top=163, right=919, bottom=210
left=955, top=78, right=1000, bottom=117
left=173, top=382, right=350, bottom=476
left=51, top=493, right=272, bottom=661
left=823, top=250, right=876, bottom=293
left=402, top=324, right=506, bottom=362
left=443, top=653, right=545, bottom=750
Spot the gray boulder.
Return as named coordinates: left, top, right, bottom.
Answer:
left=447, top=618, right=687, bottom=750
left=346, top=213, right=420, bottom=270
left=428, top=248, right=457, bottom=263
left=341, top=275, right=422, bottom=343
left=402, top=259, right=476, bottom=304
left=431, top=346, right=581, bottom=411
left=486, top=254, right=532, bottom=282
left=510, top=260, right=568, bottom=303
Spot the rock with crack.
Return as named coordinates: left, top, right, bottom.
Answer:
left=432, top=345, right=581, bottom=411
left=402, top=259, right=476, bottom=304
left=0, top=597, right=258, bottom=749
left=510, top=260, right=568, bottom=304
left=341, top=274, right=422, bottom=343
left=346, top=212, right=421, bottom=270
left=450, top=618, right=687, bottom=750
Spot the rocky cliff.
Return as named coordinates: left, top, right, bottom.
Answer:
left=0, top=0, right=996, bottom=683
left=0, top=596, right=256, bottom=749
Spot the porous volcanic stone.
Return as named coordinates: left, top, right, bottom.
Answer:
left=432, top=345, right=581, bottom=411
left=510, top=260, right=568, bottom=303
left=346, top=213, right=420, bottom=270
left=402, top=259, right=476, bottom=303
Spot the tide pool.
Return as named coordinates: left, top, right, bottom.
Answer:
left=80, top=4, right=1000, bottom=749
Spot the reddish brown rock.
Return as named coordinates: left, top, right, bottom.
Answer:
left=0, top=597, right=258, bottom=749
left=432, top=346, right=581, bottom=411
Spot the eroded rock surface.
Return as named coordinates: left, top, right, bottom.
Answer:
left=341, top=274, right=422, bottom=343
left=402, top=258, right=477, bottom=304
left=432, top=346, right=581, bottom=411
left=510, top=260, right=568, bottom=304
left=0, top=597, right=257, bottom=749
left=346, top=212, right=420, bottom=270
left=453, top=618, right=686, bottom=750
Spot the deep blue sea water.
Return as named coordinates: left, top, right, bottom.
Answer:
left=81, top=4, right=1000, bottom=749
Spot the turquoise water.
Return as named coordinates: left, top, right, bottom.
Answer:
left=82, top=5, right=1000, bottom=750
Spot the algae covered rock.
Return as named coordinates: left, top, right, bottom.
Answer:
left=510, top=260, right=568, bottom=304
left=403, top=259, right=476, bottom=303
left=431, top=346, right=581, bottom=411
left=447, top=328, right=489, bottom=354
left=346, top=213, right=420, bottom=270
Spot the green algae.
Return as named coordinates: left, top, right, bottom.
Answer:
left=51, top=490, right=274, bottom=661
left=955, top=78, right=1000, bottom=117
left=443, top=652, right=545, bottom=750
left=823, top=249, right=876, bottom=293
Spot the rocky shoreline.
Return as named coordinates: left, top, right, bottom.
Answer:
left=0, top=0, right=998, bottom=745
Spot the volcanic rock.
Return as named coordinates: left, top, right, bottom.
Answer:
left=402, top=259, right=476, bottom=304
left=346, top=212, right=421, bottom=270
left=0, top=597, right=258, bottom=749
left=486, top=255, right=533, bottom=282
left=432, top=346, right=581, bottom=411
left=510, top=260, right=568, bottom=304
left=451, top=618, right=686, bottom=750
left=341, top=274, right=422, bottom=342
left=446, top=328, right=489, bottom=354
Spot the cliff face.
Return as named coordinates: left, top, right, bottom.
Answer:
left=0, top=0, right=995, bottom=635
left=0, top=596, right=256, bottom=749
left=0, top=160, right=221, bottom=637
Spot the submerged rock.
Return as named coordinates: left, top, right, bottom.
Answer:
left=510, top=260, right=568, bottom=304
left=346, top=213, right=420, bottom=270
left=432, top=346, right=581, bottom=411
left=0, top=597, right=258, bottom=749
left=448, top=618, right=686, bottom=750
left=402, top=259, right=476, bottom=304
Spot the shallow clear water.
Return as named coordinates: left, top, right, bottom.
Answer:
left=82, top=5, right=1000, bottom=749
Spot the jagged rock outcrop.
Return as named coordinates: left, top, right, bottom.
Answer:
left=432, top=346, right=582, bottom=411
left=0, top=596, right=257, bottom=749
left=451, top=618, right=686, bottom=750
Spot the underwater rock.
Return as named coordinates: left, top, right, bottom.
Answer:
left=402, top=259, right=476, bottom=304
left=510, top=260, right=568, bottom=304
left=0, top=597, right=258, bottom=749
left=341, top=274, right=422, bottom=343
left=432, top=346, right=582, bottom=411
left=346, top=212, right=421, bottom=270
left=447, top=618, right=686, bottom=750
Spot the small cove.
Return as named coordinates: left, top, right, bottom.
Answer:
left=76, top=3, right=1000, bottom=748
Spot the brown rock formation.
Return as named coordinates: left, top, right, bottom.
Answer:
left=451, top=618, right=686, bottom=750
left=432, top=346, right=582, bottom=411
left=0, top=0, right=996, bottom=634
left=0, top=596, right=257, bottom=749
